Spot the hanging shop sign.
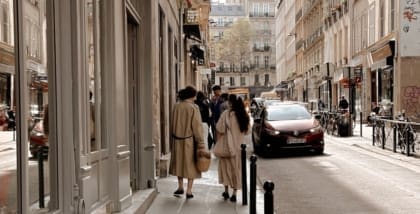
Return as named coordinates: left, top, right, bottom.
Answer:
left=184, top=8, right=200, bottom=25
left=400, top=0, right=420, bottom=57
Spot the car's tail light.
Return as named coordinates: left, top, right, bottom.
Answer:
left=264, top=122, right=280, bottom=135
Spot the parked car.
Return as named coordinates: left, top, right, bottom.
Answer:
left=252, top=102, right=324, bottom=156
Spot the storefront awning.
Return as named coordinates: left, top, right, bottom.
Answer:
left=190, top=45, right=204, bottom=60
left=184, top=25, right=201, bottom=41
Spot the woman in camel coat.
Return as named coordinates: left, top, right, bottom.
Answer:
left=216, top=94, right=250, bottom=202
left=169, top=86, right=205, bottom=199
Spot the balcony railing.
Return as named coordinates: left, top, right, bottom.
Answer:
left=253, top=46, right=271, bottom=52
left=210, top=21, right=234, bottom=28
left=255, top=30, right=272, bottom=36
left=249, top=12, right=275, bottom=18
left=305, top=27, right=323, bottom=48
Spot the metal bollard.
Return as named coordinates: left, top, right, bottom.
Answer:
left=263, top=181, right=274, bottom=214
left=360, top=112, right=363, bottom=137
left=382, top=125, right=385, bottom=149
left=406, top=130, right=410, bottom=156
left=372, top=120, right=375, bottom=146
left=38, top=146, right=45, bottom=208
left=250, top=155, right=257, bottom=214
left=241, top=144, right=248, bottom=205
left=393, top=125, right=397, bottom=153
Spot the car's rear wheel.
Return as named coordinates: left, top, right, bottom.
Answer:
left=314, top=147, right=324, bottom=155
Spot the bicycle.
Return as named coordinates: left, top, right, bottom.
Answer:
left=394, top=112, right=417, bottom=154
left=326, top=112, right=340, bottom=136
left=318, top=111, right=329, bottom=130
left=373, top=117, right=385, bottom=147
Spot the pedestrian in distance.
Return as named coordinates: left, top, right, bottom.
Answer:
left=318, top=99, right=326, bottom=112
left=338, top=95, right=349, bottom=112
left=195, top=91, right=211, bottom=153
left=219, top=93, right=230, bottom=113
left=209, top=85, right=223, bottom=149
left=169, top=86, right=206, bottom=199
left=216, top=94, right=250, bottom=203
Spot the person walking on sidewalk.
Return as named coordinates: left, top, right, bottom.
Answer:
left=209, top=85, right=223, bottom=149
left=195, top=91, right=211, bottom=152
left=169, top=86, right=206, bottom=199
left=216, top=94, right=250, bottom=202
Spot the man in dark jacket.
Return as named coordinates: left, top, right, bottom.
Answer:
left=338, top=95, right=349, bottom=111
left=209, top=85, right=223, bottom=149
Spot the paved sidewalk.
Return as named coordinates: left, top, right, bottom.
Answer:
left=146, top=154, right=265, bottom=214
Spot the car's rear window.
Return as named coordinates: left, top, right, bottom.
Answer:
left=266, top=105, right=312, bottom=121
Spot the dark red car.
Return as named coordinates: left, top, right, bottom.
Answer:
left=29, top=119, right=48, bottom=158
left=252, top=102, right=324, bottom=156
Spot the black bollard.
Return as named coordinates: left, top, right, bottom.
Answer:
left=263, top=181, right=274, bottom=214
left=360, top=112, right=363, bottom=137
left=38, top=146, right=45, bottom=208
left=393, top=125, right=397, bottom=153
left=382, top=125, right=385, bottom=149
left=241, top=144, right=248, bottom=205
left=372, top=120, right=375, bottom=146
left=406, top=130, right=410, bottom=156
left=250, top=155, right=257, bottom=214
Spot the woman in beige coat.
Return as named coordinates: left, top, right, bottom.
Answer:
left=216, top=94, right=250, bottom=202
left=169, top=86, right=205, bottom=199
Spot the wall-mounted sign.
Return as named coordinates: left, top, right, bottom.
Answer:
left=184, top=8, right=200, bottom=25
left=400, top=0, right=420, bottom=57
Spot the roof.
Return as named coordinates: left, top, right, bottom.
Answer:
left=210, top=4, right=246, bottom=16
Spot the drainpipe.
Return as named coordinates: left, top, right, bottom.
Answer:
left=178, top=1, right=184, bottom=91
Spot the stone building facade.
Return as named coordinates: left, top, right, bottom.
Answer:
left=0, top=0, right=210, bottom=213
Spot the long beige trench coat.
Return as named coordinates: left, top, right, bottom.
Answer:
left=169, top=100, right=205, bottom=179
left=216, top=110, right=250, bottom=189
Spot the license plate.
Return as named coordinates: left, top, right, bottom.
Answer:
left=287, top=138, right=306, bottom=144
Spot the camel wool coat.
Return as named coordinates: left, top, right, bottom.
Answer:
left=169, top=100, right=205, bottom=179
left=216, top=110, right=250, bottom=189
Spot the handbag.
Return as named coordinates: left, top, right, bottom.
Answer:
left=213, top=113, right=236, bottom=158
left=196, top=152, right=211, bottom=172
left=194, top=138, right=211, bottom=172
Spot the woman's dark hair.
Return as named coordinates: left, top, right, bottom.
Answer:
left=178, top=86, right=197, bottom=100
left=228, top=94, right=249, bottom=133
left=196, top=91, right=206, bottom=102
left=220, top=93, right=229, bottom=101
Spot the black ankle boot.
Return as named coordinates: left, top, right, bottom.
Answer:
left=222, top=192, right=229, bottom=200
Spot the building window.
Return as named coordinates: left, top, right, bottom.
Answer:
left=219, top=62, right=224, bottom=72
left=264, top=56, right=269, bottom=69
left=380, top=1, right=385, bottom=37
left=254, top=74, right=259, bottom=85
left=368, top=3, right=375, bottom=45
left=0, top=1, right=9, bottom=43
left=230, top=77, right=235, bottom=86
left=264, top=74, right=270, bottom=86
left=219, top=77, right=225, bottom=86
left=240, top=76, right=246, bottom=86
left=389, top=0, right=395, bottom=31
left=254, top=56, right=259, bottom=67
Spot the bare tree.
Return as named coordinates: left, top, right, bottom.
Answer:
left=213, top=18, right=254, bottom=72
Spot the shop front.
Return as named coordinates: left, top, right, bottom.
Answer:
left=369, top=40, right=395, bottom=116
left=0, top=1, right=158, bottom=213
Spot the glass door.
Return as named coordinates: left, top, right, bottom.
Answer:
left=0, top=1, right=17, bottom=213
